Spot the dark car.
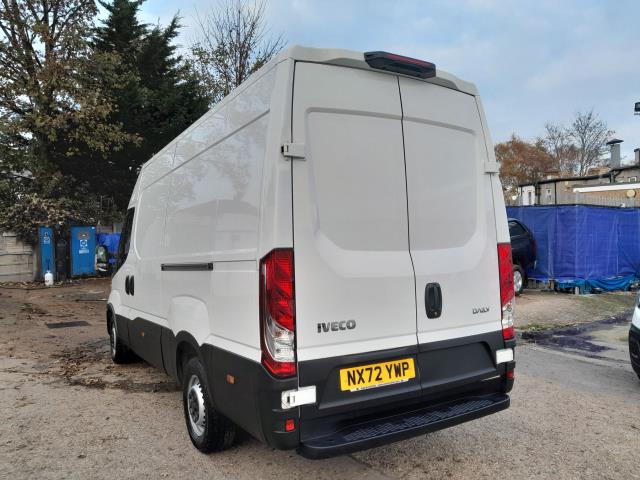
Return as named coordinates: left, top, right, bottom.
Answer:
left=508, top=218, right=537, bottom=295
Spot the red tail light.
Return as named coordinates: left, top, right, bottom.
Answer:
left=498, top=243, right=515, bottom=341
left=260, top=249, right=296, bottom=377
left=285, top=418, right=295, bottom=432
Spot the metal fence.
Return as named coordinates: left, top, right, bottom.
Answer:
left=510, top=192, right=639, bottom=208
left=555, top=191, right=638, bottom=207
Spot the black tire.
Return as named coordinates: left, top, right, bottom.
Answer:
left=109, top=317, right=134, bottom=364
left=513, top=265, right=526, bottom=296
left=182, top=357, right=236, bottom=453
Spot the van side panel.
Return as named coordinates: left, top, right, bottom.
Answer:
left=162, top=66, right=278, bottom=360
left=256, top=60, right=295, bottom=259
left=110, top=60, right=299, bottom=448
left=474, top=96, right=510, bottom=244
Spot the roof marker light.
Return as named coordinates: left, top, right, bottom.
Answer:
left=364, top=51, right=436, bottom=79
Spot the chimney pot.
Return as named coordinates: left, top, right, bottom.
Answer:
left=607, top=138, right=623, bottom=168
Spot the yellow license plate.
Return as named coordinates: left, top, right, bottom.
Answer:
left=339, top=358, right=415, bottom=392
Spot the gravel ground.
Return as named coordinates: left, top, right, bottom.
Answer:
left=1, top=279, right=639, bottom=479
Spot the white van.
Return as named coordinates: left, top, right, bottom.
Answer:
left=107, top=46, right=516, bottom=458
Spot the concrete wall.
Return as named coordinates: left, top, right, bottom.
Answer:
left=614, top=167, right=640, bottom=183
left=0, top=232, right=36, bottom=282
left=557, top=190, right=639, bottom=207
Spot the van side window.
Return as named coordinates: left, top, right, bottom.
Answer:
left=116, top=208, right=135, bottom=271
left=508, top=221, right=526, bottom=236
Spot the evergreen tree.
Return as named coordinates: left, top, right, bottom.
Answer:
left=95, top=0, right=147, bottom=64
left=94, top=0, right=211, bottom=210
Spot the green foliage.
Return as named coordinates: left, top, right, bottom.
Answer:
left=0, top=0, right=134, bottom=243
left=0, top=173, right=111, bottom=244
left=0, top=1, right=134, bottom=169
left=0, top=0, right=210, bottom=243
left=93, top=0, right=211, bottom=209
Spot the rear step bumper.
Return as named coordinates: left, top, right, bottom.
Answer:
left=298, top=393, right=510, bottom=459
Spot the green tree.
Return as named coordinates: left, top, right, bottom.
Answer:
left=0, top=0, right=132, bottom=171
left=93, top=0, right=210, bottom=209
left=0, top=0, right=133, bottom=242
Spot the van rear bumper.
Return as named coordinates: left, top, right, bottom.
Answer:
left=298, top=392, right=509, bottom=459
left=294, top=331, right=511, bottom=457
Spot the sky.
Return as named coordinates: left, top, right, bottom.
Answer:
left=139, top=0, right=640, bottom=163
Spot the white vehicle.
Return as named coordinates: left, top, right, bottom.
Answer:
left=629, top=296, right=640, bottom=378
left=107, top=46, right=516, bottom=458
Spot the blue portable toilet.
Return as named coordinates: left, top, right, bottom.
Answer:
left=70, top=226, right=96, bottom=277
left=38, top=226, right=55, bottom=280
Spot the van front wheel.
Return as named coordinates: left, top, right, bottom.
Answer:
left=109, top=318, right=134, bottom=364
left=182, top=357, right=236, bottom=453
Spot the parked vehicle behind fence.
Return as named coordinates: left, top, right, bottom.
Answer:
left=509, top=218, right=537, bottom=295
left=107, top=46, right=516, bottom=458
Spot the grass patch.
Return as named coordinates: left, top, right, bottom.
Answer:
left=519, top=322, right=578, bottom=333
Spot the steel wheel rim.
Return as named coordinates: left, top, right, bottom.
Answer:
left=110, top=323, right=117, bottom=357
left=514, top=270, right=523, bottom=293
left=187, top=374, right=206, bottom=437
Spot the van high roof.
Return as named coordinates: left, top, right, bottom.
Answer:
left=138, top=45, right=478, bottom=176
left=273, top=45, right=478, bottom=95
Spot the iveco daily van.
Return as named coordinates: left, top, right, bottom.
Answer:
left=107, top=46, right=516, bottom=458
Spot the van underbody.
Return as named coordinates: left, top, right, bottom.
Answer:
left=108, top=46, right=515, bottom=458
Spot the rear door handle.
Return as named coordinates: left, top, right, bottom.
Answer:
left=425, top=283, right=442, bottom=319
left=130, top=276, right=134, bottom=296
left=125, top=276, right=130, bottom=295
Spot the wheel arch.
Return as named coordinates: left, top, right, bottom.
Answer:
left=106, top=303, right=116, bottom=334
left=174, top=331, right=204, bottom=385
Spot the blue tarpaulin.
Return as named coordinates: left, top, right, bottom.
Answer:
left=507, top=205, right=640, bottom=291
left=97, top=233, right=121, bottom=265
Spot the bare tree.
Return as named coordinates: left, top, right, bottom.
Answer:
left=569, top=110, right=614, bottom=176
left=190, top=0, right=285, bottom=104
left=539, top=122, right=578, bottom=175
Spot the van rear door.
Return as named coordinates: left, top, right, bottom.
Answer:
left=398, top=77, right=502, bottom=389
left=291, top=63, right=418, bottom=411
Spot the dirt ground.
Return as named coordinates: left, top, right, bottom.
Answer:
left=0, top=279, right=174, bottom=393
left=515, top=289, right=636, bottom=329
left=1, top=280, right=639, bottom=479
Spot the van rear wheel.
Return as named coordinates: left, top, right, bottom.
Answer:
left=182, top=357, right=236, bottom=453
